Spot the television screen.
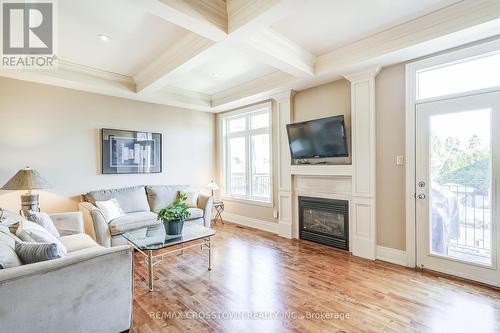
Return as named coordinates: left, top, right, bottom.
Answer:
left=286, top=115, right=348, bottom=159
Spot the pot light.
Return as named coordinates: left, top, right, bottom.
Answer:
left=96, top=33, right=111, bottom=42
left=210, top=72, right=222, bottom=78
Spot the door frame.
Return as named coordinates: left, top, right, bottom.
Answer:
left=405, top=38, right=500, bottom=268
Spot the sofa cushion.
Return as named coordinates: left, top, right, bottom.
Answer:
left=84, top=186, right=150, bottom=213
left=95, top=199, right=125, bottom=222
left=16, top=220, right=67, bottom=257
left=60, top=234, right=101, bottom=253
left=0, top=209, right=28, bottom=227
left=108, top=211, right=159, bottom=235
left=15, top=241, right=60, bottom=264
left=180, top=190, right=199, bottom=208
left=0, top=230, right=22, bottom=268
left=187, top=208, right=204, bottom=220
left=146, top=185, right=189, bottom=212
left=0, top=225, right=22, bottom=248
left=26, top=211, right=60, bottom=238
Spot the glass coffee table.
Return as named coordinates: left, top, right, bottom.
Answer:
left=121, top=223, right=216, bottom=291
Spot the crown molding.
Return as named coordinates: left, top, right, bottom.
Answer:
left=59, top=60, right=135, bottom=86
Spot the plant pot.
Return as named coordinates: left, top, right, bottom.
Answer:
left=163, top=220, right=184, bottom=236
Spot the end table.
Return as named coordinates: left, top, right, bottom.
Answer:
left=212, top=200, right=224, bottom=225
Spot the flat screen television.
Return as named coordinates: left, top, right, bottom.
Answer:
left=286, top=115, right=348, bottom=159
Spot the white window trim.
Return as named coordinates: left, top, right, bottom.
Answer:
left=405, top=38, right=500, bottom=268
left=219, top=102, right=273, bottom=206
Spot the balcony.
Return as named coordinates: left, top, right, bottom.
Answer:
left=229, top=173, right=271, bottom=200
left=435, top=184, right=491, bottom=265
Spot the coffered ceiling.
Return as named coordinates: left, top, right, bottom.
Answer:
left=1, top=0, right=500, bottom=112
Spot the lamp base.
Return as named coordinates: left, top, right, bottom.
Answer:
left=20, top=193, right=40, bottom=216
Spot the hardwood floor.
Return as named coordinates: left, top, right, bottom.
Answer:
left=132, top=222, right=500, bottom=333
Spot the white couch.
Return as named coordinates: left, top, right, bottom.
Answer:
left=79, top=185, right=213, bottom=247
left=0, top=210, right=133, bottom=333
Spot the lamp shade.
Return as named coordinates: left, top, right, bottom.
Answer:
left=207, top=180, right=219, bottom=191
left=1, top=167, right=51, bottom=191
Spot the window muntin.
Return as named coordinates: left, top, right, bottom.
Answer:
left=223, top=107, right=272, bottom=203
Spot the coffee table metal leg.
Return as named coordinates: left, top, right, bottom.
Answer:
left=208, top=237, right=212, bottom=271
left=148, top=250, right=154, bottom=292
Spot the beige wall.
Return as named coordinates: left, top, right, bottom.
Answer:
left=293, top=79, right=352, bottom=164
left=0, top=77, right=215, bottom=213
left=294, top=79, right=351, bottom=123
left=375, top=64, right=406, bottom=250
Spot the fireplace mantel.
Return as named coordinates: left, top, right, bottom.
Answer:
left=290, top=164, right=352, bottom=177
left=272, top=66, right=379, bottom=261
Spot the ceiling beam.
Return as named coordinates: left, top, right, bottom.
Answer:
left=226, top=0, right=303, bottom=36
left=134, top=33, right=214, bottom=94
left=132, top=0, right=227, bottom=42
left=134, top=0, right=312, bottom=94
left=237, top=28, right=315, bottom=78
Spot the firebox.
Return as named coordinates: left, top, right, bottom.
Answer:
left=299, top=196, right=349, bottom=250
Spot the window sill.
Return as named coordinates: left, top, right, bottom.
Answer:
left=222, top=196, right=274, bottom=208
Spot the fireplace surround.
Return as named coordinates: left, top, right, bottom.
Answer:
left=299, top=196, right=349, bottom=250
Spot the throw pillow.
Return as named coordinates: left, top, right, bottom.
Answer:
left=95, top=198, right=125, bottom=222
left=0, top=240, right=22, bottom=268
left=15, top=241, right=60, bottom=264
left=180, top=190, right=199, bottom=208
left=26, top=211, right=60, bottom=238
left=16, top=220, right=67, bottom=257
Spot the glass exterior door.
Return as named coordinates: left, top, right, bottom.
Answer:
left=415, top=91, right=500, bottom=286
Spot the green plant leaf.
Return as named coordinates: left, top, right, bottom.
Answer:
left=157, top=193, right=192, bottom=222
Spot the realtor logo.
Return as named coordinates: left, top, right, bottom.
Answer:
left=1, top=0, right=57, bottom=68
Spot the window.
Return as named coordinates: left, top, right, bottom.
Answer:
left=417, top=51, right=500, bottom=100
left=222, top=104, right=272, bottom=203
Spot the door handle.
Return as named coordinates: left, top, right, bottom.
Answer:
left=418, top=194, right=426, bottom=200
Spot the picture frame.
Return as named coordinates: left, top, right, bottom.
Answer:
left=101, top=128, right=162, bottom=174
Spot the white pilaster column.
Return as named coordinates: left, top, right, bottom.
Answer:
left=345, top=67, right=380, bottom=260
left=271, top=90, right=295, bottom=239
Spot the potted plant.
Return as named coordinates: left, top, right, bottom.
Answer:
left=157, top=193, right=191, bottom=235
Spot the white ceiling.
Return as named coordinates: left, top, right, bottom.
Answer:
left=59, top=0, right=187, bottom=76
left=271, top=0, right=463, bottom=55
left=161, top=45, right=278, bottom=95
left=2, top=0, right=499, bottom=112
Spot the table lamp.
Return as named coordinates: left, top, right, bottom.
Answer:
left=1, top=167, right=51, bottom=216
left=207, top=180, right=219, bottom=197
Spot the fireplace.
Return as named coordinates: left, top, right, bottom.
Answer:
left=299, top=196, right=349, bottom=250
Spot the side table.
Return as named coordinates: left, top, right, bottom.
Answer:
left=212, top=200, right=224, bottom=225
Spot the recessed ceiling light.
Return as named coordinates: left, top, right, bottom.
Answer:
left=210, top=72, right=222, bottom=78
left=96, top=33, right=111, bottom=42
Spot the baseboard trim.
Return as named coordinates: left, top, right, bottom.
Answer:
left=376, top=246, right=407, bottom=266
left=223, top=213, right=279, bottom=234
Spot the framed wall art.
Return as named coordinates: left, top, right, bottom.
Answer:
left=101, top=128, right=162, bottom=174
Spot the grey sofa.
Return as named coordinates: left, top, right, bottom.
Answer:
left=79, top=185, right=213, bottom=247
left=0, top=210, right=133, bottom=333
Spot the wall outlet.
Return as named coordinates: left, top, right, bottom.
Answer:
left=396, top=155, right=405, bottom=166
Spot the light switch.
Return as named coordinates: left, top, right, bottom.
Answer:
left=396, top=155, right=405, bottom=166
